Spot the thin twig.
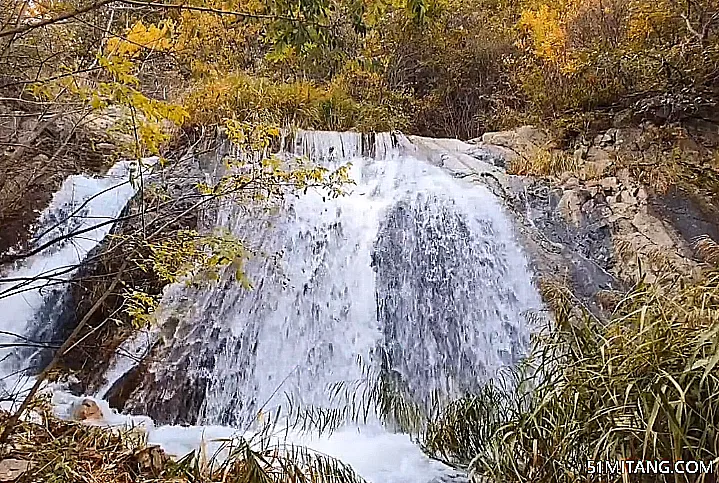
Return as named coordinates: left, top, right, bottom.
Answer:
left=0, top=259, right=128, bottom=447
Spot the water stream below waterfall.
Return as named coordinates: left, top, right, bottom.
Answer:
left=0, top=132, right=542, bottom=482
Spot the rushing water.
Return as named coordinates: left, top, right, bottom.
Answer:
left=0, top=132, right=542, bottom=482
left=0, top=160, right=141, bottom=399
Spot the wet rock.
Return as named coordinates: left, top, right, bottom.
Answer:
left=71, top=398, right=103, bottom=422
left=430, top=472, right=470, bottom=482
left=581, top=199, right=595, bottom=214
left=510, top=179, right=618, bottom=307
left=0, top=459, right=32, bottom=482
left=461, top=127, right=704, bottom=287
left=130, top=446, right=168, bottom=476
left=466, top=144, right=511, bottom=167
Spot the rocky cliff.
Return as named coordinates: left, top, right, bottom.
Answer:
left=412, top=122, right=719, bottom=314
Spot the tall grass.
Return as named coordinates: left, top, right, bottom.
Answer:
left=422, top=274, right=719, bottom=482
left=182, top=72, right=408, bottom=132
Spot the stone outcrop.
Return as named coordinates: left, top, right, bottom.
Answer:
left=0, top=459, right=32, bottom=482
left=467, top=125, right=549, bottom=165
left=485, top=124, right=716, bottom=285
left=408, top=123, right=718, bottom=311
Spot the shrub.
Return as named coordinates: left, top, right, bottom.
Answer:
left=423, top=273, right=719, bottom=483
left=182, top=72, right=409, bottom=131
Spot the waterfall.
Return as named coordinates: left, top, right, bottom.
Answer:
left=0, top=132, right=542, bottom=482
left=0, top=160, right=143, bottom=398
left=107, top=131, right=541, bottom=432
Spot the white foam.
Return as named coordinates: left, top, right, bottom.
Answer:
left=0, top=159, right=152, bottom=399
left=50, top=389, right=458, bottom=483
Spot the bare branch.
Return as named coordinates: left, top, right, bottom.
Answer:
left=0, top=0, right=115, bottom=38
left=117, top=0, right=330, bottom=26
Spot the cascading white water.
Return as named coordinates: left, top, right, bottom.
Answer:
left=0, top=133, right=543, bottom=483
left=0, top=160, right=143, bottom=399
left=115, top=132, right=541, bottom=430
left=76, top=131, right=541, bottom=482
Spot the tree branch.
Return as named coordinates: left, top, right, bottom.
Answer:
left=0, top=259, right=127, bottom=447
left=0, top=0, right=115, bottom=38
left=117, top=0, right=329, bottom=26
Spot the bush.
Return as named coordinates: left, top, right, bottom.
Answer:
left=182, top=72, right=409, bottom=132
left=423, top=273, right=719, bottom=482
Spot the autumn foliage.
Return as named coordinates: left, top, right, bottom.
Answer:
left=3, top=0, right=718, bottom=142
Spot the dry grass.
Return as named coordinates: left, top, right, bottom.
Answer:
left=508, top=147, right=580, bottom=177
left=1, top=399, right=157, bottom=483
left=420, top=272, right=719, bottom=482
left=0, top=397, right=367, bottom=483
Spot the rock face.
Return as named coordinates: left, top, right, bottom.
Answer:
left=479, top=126, right=549, bottom=162
left=413, top=123, right=719, bottom=311
left=0, top=459, right=32, bottom=482
left=475, top=124, right=719, bottom=287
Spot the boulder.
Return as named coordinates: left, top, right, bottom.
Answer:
left=131, top=446, right=168, bottom=476
left=71, top=398, right=103, bottom=422
left=562, top=176, right=580, bottom=190
left=586, top=146, right=612, bottom=162
left=481, top=125, right=548, bottom=157
left=616, top=190, right=638, bottom=206
left=0, top=459, right=32, bottom=482
left=632, top=210, right=676, bottom=248
left=599, top=177, right=619, bottom=192
left=593, top=129, right=617, bottom=148
left=607, top=202, right=633, bottom=221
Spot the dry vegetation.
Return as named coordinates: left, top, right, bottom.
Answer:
left=0, top=399, right=366, bottom=483
left=2, top=0, right=719, bottom=482
left=418, top=272, right=719, bottom=483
